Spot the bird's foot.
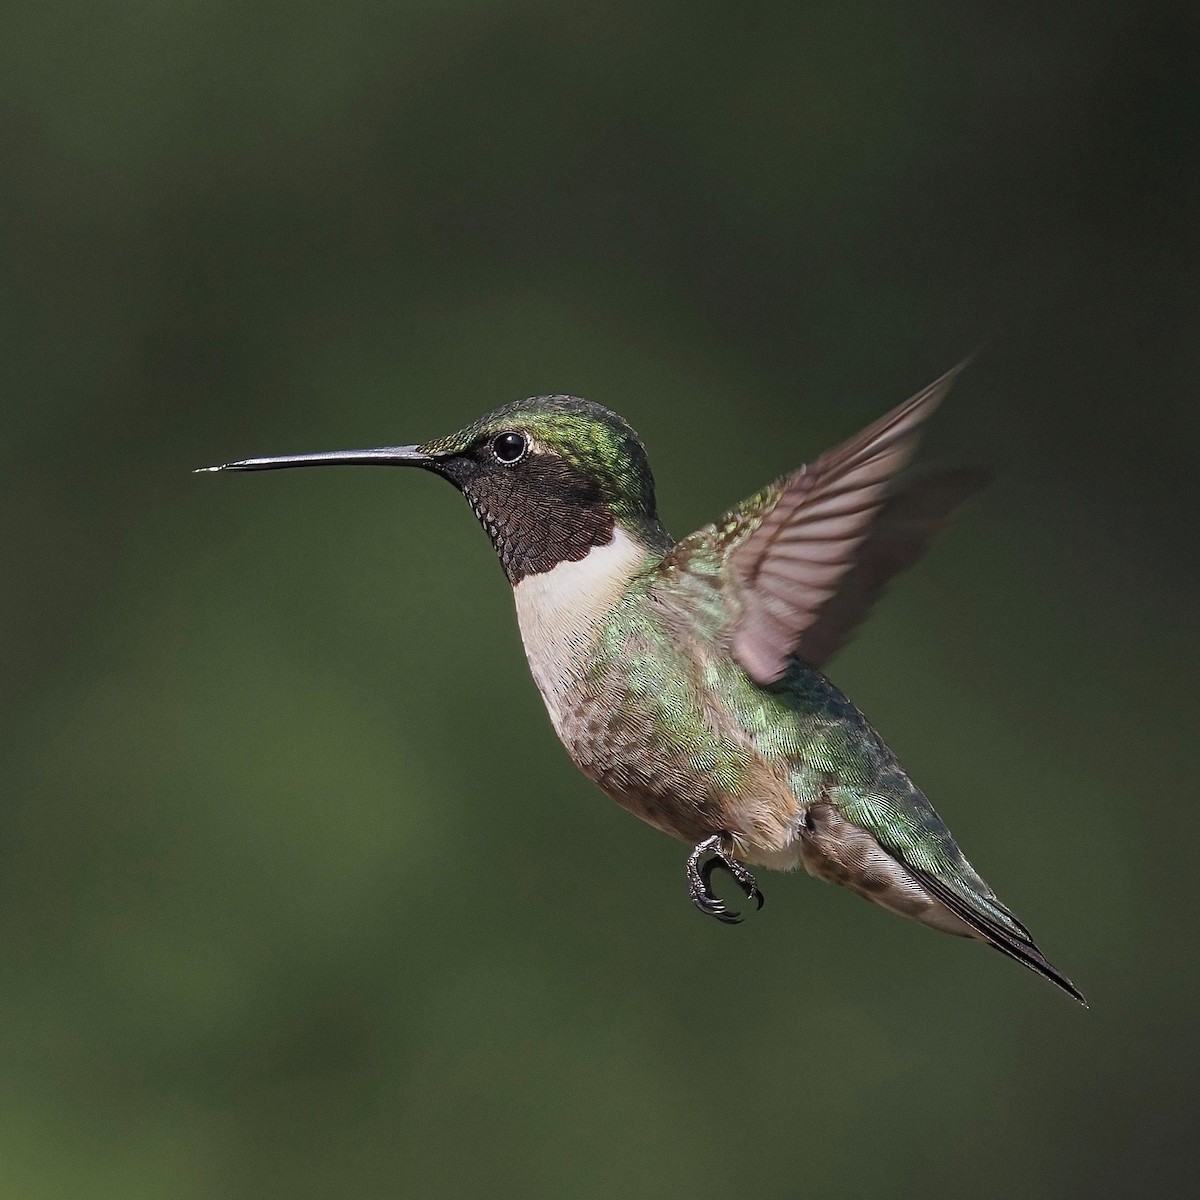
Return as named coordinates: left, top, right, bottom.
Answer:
left=687, top=835, right=765, bottom=924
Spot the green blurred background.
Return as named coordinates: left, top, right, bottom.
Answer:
left=2, top=2, right=1196, bottom=1197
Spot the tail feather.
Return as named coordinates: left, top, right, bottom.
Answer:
left=913, top=867, right=1087, bottom=1006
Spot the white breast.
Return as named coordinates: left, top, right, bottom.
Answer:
left=512, top=526, right=648, bottom=738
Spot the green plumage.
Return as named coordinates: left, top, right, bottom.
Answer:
left=585, top=544, right=1008, bottom=912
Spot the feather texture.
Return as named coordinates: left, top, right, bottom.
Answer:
left=725, top=364, right=967, bottom=683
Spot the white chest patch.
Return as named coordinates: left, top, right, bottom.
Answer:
left=513, top=526, right=648, bottom=738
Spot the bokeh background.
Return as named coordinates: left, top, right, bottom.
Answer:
left=3, top=2, right=1196, bottom=1197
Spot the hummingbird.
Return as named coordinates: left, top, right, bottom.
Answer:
left=200, top=365, right=1084, bottom=1003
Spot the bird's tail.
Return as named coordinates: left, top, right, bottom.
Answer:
left=910, top=865, right=1087, bottom=1006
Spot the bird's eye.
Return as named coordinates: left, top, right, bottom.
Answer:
left=491, top=431, right=527, bottom=464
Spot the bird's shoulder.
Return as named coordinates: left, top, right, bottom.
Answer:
left=659, top=478, right=785, bottom=575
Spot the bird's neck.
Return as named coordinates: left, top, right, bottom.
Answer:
left=512, top=520, right=667, bottom=735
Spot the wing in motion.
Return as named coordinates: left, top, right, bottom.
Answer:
left=723, top=363, right=975, bottom=683
left=795, top=467, right=988, bottom=667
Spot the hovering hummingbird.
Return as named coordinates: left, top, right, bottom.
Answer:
left=200, top=365, right=1083, bottom=1003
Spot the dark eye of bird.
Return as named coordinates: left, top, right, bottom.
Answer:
left=491, top=431, right=527, bottom=464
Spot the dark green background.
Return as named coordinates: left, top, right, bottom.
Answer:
left=3, top=2, right=1195, bottom=1197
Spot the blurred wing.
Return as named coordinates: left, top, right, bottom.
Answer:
left=727, top=364, right=966, bottom=684
left=794, top=468, right=989, bottom=668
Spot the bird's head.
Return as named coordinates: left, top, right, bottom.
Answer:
left=200, top=395, right=669, bottom=583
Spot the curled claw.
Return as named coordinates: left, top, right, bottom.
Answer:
left=694, top=873, right=743, bottom=924
left=705, top=855, right=765, bottom=912
left=687, top=835, right=765, bottom=924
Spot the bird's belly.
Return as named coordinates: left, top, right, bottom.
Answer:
left=516, top=567, right=853, bottom=858
left=554, top=679, right=803, bottom=853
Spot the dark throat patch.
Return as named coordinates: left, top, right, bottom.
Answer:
left=446, top=453, right=617, bottom=584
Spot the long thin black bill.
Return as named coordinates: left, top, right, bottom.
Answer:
left=195, top=446, right=432, bottom=474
